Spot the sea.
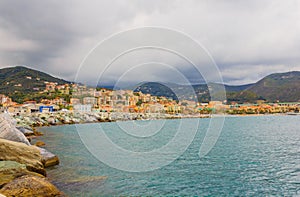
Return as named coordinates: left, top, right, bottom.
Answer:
left=38, top=115, right=300, bottom=196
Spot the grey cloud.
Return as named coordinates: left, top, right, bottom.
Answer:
left=0, top=0, right=299, bottom=85
left=0, top=0, right=140, bottom=75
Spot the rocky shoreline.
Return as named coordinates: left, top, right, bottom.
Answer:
left=0, top=113, right=63, bottom=197
left=14, top=111, right=210, bottom=127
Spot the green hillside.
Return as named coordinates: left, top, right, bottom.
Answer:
left=0, top=66, right=70, bottom=103
left=134, top=82, right=252, bottom=102
left=246, top=71, right=300, bottom=102
left=134, top=71, right=300, bottom=103
left=1, top=66, right=300, bottom=103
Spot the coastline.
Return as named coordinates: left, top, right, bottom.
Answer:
left=15, top=110, right=297, bottom=129
left=14, top=111, right=212, bottom=128
left=13, top=112, right=300, bottom=130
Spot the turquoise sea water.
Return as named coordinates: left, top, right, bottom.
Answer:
left=38, top=116, right=300, bottom=196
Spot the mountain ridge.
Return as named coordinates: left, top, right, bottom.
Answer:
left=1, top=66, right=300, bottom=103
left=133, top=71, right=300, bottom=103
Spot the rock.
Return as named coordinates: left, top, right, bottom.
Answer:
left=72, top=118, right=80, bottom=123
left=0, top=161, right=44, bottom=188
left=65, top=175, right=107, bottom=184
left=0, top=127, right=30, bottom=145
left=0, top=114, right=31, bottom=145
left=0, top=138, right=46, bottom=176
left=55, top=119, right=61, bottom=125
left=16, top=126, right=35, bottom=136
left=47, top=117, right=55, bottom=125
left=35, top=140, right=46, bottom=147
left=0, top=127, right=31, bottom=146
left=62, top=116, right=71, bottom=124
left=0, top=175, right=63, bottom=197
left=83, top=114, right=97, bottom=122
left=62, top=176, right=107, bottom=188
left=38, top=147, right=60, bottom=168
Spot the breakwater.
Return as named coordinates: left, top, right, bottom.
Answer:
left=14, top=111, right=210, bottom=127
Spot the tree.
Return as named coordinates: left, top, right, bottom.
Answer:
left=136, top=99, right=143, bottom=106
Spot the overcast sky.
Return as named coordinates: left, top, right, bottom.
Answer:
left=0, top=0, right=299, bottom=86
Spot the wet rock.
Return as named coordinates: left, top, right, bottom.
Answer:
left=0, top=175, right=63, bottom=197
left=62, top=176, right=107, bottom=188
left=35, top=140, right=46, bottom=147
left=65, top=175, right=107, bottom=184
left=0, top=138, right=46, bottom=176
left=0, top=161, right=44, bottom=188
left=38, top=147, right=60, bottom=168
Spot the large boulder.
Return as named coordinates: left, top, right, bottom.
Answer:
left=0, top=114, right=30, bottom=145
left=0, top=161, right=44, bottom=188
left=0, top=138, right=45, bottom=176
left=0, top=175, right=63, bottom=197
left=38, top=147, right=60, bottom=168
left=16, top=126, right=35, bottom=136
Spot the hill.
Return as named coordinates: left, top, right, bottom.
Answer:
left=245, top=71, right=300, bottom=102
left=0, top=66, right=70, bottom=103
left=134, top=71, right=300, bottom=103
left=2, top=66, right=300, bottom=103
left=134, top=82, right=253, bottom=102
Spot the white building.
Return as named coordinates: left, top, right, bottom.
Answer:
left=73, top=104, right=92, bottom=112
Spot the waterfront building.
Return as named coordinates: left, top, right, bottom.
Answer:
left=83, top=97, right=97, bottom=106
left=73, top=104, right=92, bottom=112
left=70, top=98, right=81, bottom=105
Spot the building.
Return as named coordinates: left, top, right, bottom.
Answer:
left=39, top=106, right=54, bottom=113
left=73, top=104, right=92, bottom=112
left=148, top=103, right=165, bottom=113
left=95, top=89, right=113, bottom=108
left=56, top=84, right=70, bottom=94
left=45, top=82, right=57, bottom=92
left=0, top=94, right=14, bottom=106
left=70, top=98, right=81, bottom=105
left=83, top=97, right=97, bottom=106
left=8, top=105, right=30, bottom=115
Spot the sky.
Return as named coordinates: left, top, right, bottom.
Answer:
left=0, top=0, right=300, bottom=86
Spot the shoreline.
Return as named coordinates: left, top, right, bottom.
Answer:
left=14, top=111, right=212, bottom=129
left=14, top=111, right=298, bottom=130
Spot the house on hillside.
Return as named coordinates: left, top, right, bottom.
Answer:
left=8, top=105, right=30, bottom=115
